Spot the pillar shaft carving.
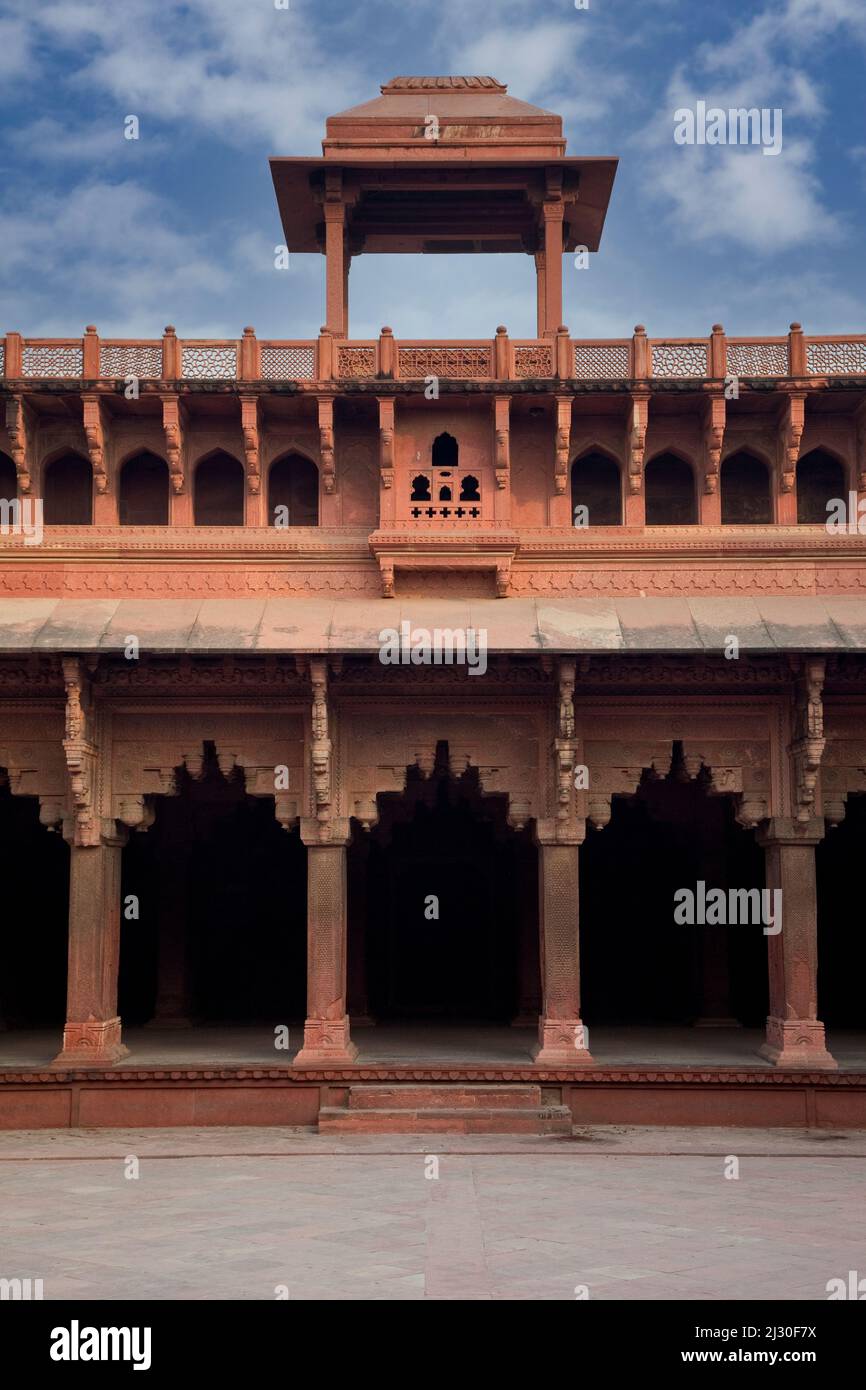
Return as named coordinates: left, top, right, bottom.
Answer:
left=240, top=395, right=261, bottom=496
left=318, top=396, right=336, bottom=495
left=703, top=394, right=725, bottom=496
left=626, top=392, right=648, bottom=495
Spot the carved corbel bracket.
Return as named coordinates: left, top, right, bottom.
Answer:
left=778, top=392, right=806, bottom=494
left=553, top=658, right=578, bottom=824
left=318, top=397, right=336, bottom=495
left=625, top=392, right=648, bottom=495
left=494, top=396, right=510, bottom=490
left=82, top=394, right=108, bottom=495
left=5, top=396, right=33, bottom=494
left=61, top=656, right=104, bottom=847
left=162, top=395, right=187, bottom=495
left=554, top=397, right=572, bottom=494
left=378, top=397, right=395, bottom=490
left=310, top=657, right=333, bottom=839
left=240, top=395, right=261, bottom=496
left=791, top=656, right=826, bottom=825
left=703, top=394, right=726, bottom=496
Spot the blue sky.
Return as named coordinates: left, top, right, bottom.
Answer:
left=0, top=0, right=864, bottom=342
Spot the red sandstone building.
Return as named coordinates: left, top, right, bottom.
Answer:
left=1, top=78, right=865, bottom=1131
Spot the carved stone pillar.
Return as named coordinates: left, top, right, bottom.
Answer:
left=533, top=834, right=593, bottom=1065
left=53, top=833, right=129, bottom=1065
left=294, top=828, right=358, bottom=1064
left=756, top=818, right=835, bottom=1069
left=541, top=201, right=564, bottom=339
left=323, top=174, right=347, bottom=337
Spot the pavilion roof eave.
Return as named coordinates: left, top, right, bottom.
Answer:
left=1, top=597, right=865, bottom=657
left=269, top=155, right=619, bottom=254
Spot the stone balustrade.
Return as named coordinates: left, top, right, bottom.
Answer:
left=3, top=324, right=865, bottom=385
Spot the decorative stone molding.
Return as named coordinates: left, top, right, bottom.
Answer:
left=61, top=656, right=103, bottom=846
left=554, top=397, right=571, bottom=494
left=310, top=657, right=334, bottom=837
left=582, top=739, right=671, bottom=830
left=778, top=392, right=805, bottom=494
left=378, top=397, right=395, bottom=490
left=162, top=395, right=186, bottom=495
left=318, top=397, right=336, bottom=495
left=0, top=718, right=68, bottom=832
left=703, top=395, right=725, bottom=495
left=82, top=395, right=108, bottom=495
left=494, top=396, right=510, bottom=490
left=240, top=395, right=261, bottom=496
left=790, top=657, right=825, bottom=825
left=625, top=393, right=648, bottom=495
left=5, top=396, right=33, bottom=493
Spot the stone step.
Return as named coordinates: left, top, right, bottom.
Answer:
left=318, top=1103, right=572, bottom=1135
left=346, top=1084, right=542, bottom=1111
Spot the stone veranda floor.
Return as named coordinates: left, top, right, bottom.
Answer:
left=0, top=1126, right=863, bottom=1300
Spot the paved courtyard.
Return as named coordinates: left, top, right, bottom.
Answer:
left=0, top=1126, right=863, bottom=1300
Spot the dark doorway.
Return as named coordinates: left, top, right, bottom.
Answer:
left=571, top=451, right=621, bottom=525
left=721, top=451, right=772, bottom=524
left=645, top=452, right=697, bottom=525
left=817, top=795, right=866, bottom=1029
left=0, top=778, right=69, bottom=1028
left=120, top=451, right=169, bottom=525
left=268, top=453, right=319, bottom=527
left=580, top=752, right=767, bottom=1026
left=355, top=745, right=535, bottom=1022
left=194, top=452, right=245, bottom=526
left=797, top=449, right=846, bottom=524
left=44, top=452, right=92, bottom=525
left=119, top=745, right=306, bottom=1025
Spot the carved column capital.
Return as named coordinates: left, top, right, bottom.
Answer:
left=162, top=395, right=187, bottom=495
left=81, top=394, right=108, bottom=495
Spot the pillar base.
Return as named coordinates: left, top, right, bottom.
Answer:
left=758, top=1017, right=837, bottom=1070
left=532, top=1018, right=594, bottom=1067
left=293, top=1016, right=358, bottom=1066
left=52, top=1018, right=129, bottom=1067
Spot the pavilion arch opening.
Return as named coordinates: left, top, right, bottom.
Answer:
left=193, top=451, right=245, bottom=526
left=645, top=452, right=697, bottom=525
left=119, top=743, right=306, bottom=1028
left=721, top=451, right=772, bottom=524
left=268, top=452, right=319, bottom=527
left=119, top=451, right=169, bottom=525
left=816, top=794, right=866, bottom=1038
left=43, top=452, right=92, bottom=525
left=579, top=745, right=767, bottom=1030
left=432, top=432, right=458, bottom=469
left=0, top=451, right=16, bottom=503
left=571, top=450, right=622, bottom=526
left=0, top=774, right=69, bottom=1034
left=348, top=742, right=538, bottom=1026
left=797, top=448, right=846, bottom=524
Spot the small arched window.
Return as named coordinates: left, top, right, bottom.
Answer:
left=194, top=451, right=244, bottom=526
left=721, top=451, right=772, bottom=524
left=571, top=452, right=621, bottom=526
left=645, top=453, right=697, bottom=525
left=268, top=453, right=319, bottom=527
left=797, top=449, right=846, bottom=525
left=44, top=452, right=92, bottom=525
left=410, top=474, right=431, bottom=501
left=459, top=475, right=480, bottom=502
left=120, top=452, right=169, bottom=525
left=432, top=433, right=458, bottom=468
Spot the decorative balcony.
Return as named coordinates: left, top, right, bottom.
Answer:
left=3, top=324, right=866, bottom=387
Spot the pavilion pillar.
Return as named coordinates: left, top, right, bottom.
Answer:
left=294, top=828, right=358, bottom=1064
left=53, top=834, right=129, bottom=1065
left=541, top=200, right=564, bottom=339
left=323, top=186, right=348, bottom=337
left=534, top=251, right=547, bottom=338
left=532, top=834, right=593, bottom=1065
left=756, top=818, right=835, bottom=1069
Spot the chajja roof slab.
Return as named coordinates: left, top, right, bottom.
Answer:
left=1, top=598, right=866, bottom=656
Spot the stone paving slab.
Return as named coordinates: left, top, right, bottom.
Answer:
left=0, top=1127, right=863, bottom=1300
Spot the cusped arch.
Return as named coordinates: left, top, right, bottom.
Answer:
left=645, top=449, right=698, bottom=525
left=571, top=447, right=622, bottom=526
left=268, top=450, right=319, bottom=527
left=193, top=449, right=245, bottom=526
left=43, top=450, right=93, bottom=525
left=721, top=449, right=772, bottom=524
left=797, top=447, right=848, bottom=525
left=119, top=450, right=169, bottom=526
left=0, top=450, right=16, bottom=503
